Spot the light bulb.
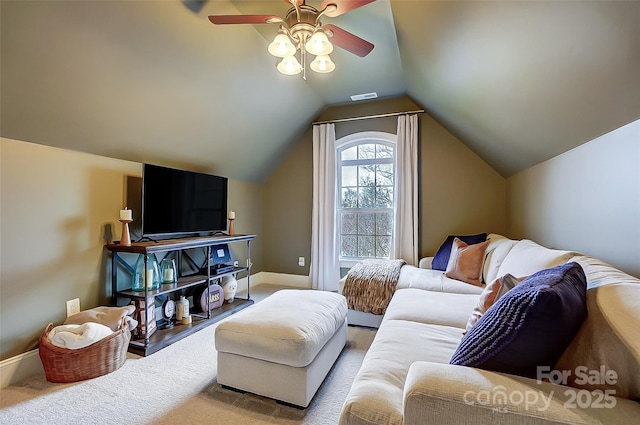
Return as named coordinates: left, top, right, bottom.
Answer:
left=306, top=31, right=333, bottom=56
left=268, top=33, right=296, bottom=58
left=310, top=55, right=335, bottom=73
left=277, top=56, right=302, bottom=75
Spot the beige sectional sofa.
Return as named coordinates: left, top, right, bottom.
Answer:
left=339, top=234, right=640, bottom=425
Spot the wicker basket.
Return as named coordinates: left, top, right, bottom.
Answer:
left=38, top=317, right=131, bottom=383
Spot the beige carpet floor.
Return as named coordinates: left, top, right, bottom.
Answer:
left=0, top=285, right=376, bottom=425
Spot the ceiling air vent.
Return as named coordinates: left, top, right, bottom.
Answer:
left=350, top=92, right=378, bottom=101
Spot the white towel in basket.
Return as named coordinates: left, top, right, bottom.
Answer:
left=47, top=322, right=113, bottom=349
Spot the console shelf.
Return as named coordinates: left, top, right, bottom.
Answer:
left=106, top=234, right=255, bottom=356
left=127, top=298, right=253, bottom=356
left=116, top=267, right=249, bottom=299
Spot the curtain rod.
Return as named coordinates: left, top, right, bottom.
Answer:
left=312, top=109, right=425, bottom=125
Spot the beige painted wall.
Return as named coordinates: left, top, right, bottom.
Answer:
left=0, top=138, right=262, bottom=360
left=0, top=138, right=140, bottom=359
left=262, top=127, right=314, bottom=276
left=420, top=114, right=507, bottom=255
left=507, top=119, right=640, bottom=278
left=227, top=179, right=264, bottom=274
left=262, top=98, right=507, bottom=275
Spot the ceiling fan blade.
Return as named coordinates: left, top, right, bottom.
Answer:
left=324, top=24, right=374, bottom=57
left=321, top=0, right=376, bottom=18
left=208, top=15, right=283, bottom=25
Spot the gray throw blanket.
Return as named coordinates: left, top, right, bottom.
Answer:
left=343, top=259, right=406, bottom=315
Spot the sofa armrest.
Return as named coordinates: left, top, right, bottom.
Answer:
left=403, top=362, right=640, bottom=425
left=418, top=257, right=433, bottom=269
left=337, top=276, right=346, bottom=294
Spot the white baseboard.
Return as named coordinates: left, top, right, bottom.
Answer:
left=247, top=271, right=311, bottom=289
left=0, top=272, right=310, bottom=389
left=0, top=349, right=44, bottom=388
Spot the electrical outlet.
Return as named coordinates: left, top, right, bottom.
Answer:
left=66, top=298, right=80, bottom=317
left=298, top=256, right=305, bottom=267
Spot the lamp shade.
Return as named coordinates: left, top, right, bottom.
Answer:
left=277, top=55, right=302, bottom=75
left=268, top=33, right=296, bottom=58
left=310, top=55, right=335, bottom=73
left=306, top=31, right=333, bottom=55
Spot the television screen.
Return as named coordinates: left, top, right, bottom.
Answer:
left=142, top=164, right=228, bottom=238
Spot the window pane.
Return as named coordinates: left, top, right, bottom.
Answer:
left=341, top=188, right=358, bottom=208
left=358, top=164, right=375, bottom=186
left=358, top=236, right=374, bottom=257
left=357, top=213, right=375, bottom=235
left=341, top=235, right=357, bottom=257
left=358, top=187, right=375, bottom=208
left=342, top=165, right=357, bottom=186
left=376, top=163, right=394, bottom=186
left=376, top=212, right=393, bottom=235
left=376, top=236, right=391, bottom=258
left=341, top=146, right=357, bottom=160
left=375, top=187, right=394, bottom=208
left=358, top=144, right=376, bottom=159
left=341, top=213, right=357, bottom=235
left=376, top=144, right=393, bottom=158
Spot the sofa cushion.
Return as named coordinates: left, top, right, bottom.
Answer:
left=570, top=254, right=640, bottom=290
left=496, top=239, right=577, bottom=278
left=482, top=234, right=518, bottom=284
left=464, top=273, right=520, bottom=334
left=450, top=262, right=587, bottom=378
left=403, top=362, right=640, bottom=425
left=445, top=238, right=490, bottom=287
left=556, top=255, right=640, bottom=399
left=431, top=233, right=487, bottom=271
left=340, top=319, right=463, bottom=425
left=396, top=266, right=484, bottom=295
left=384, top=288, right=479, bottom=329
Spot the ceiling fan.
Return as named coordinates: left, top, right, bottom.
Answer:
left=208, top=0, right=376, bottom=78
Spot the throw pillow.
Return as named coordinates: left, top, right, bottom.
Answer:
left=432, top=233, right=487, bottom=271
left=464, top=273, right=521, bottom=334
left=450, top=262, right=588, bottom=378
left=444, top=238, right=490, bottom=287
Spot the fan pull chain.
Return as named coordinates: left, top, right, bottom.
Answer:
left=302, top=46, right=307, bottom=80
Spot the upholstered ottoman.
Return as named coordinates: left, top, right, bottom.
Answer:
left=215, top=289, right=348, bottom=407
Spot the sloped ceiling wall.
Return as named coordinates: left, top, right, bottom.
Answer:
left=0, top=1, right=326, bottom=182
left=1, top=1, right=639, bottom=182
left=393, top=1, right=640, bottom=176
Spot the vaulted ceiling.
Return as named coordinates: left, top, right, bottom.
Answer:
left=2, top=1, right=639, bottom=182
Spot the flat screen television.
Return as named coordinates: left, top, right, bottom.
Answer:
left=141, top=164, right=228, bottom=238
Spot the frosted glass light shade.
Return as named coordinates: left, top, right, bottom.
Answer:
left=277, top=55, right=302, bottom=75
left=268, top=33, right=296, bottom=58
left=310, top=55, right=335, bottom=73
left=306, top=31, right=333, bottom=55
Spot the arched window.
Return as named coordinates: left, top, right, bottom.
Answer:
left=336, top=132, right=397, bottom=265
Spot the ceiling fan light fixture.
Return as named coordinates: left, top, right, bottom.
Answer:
left=209, top=0, right=376, bottom=79
left=268, top=32, right=296, bottom=58
left=277, top=55, right=303, bottom=75
left=305, top=30, right=333, bottom=56
left=310, top=54, right=335, bottom=73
